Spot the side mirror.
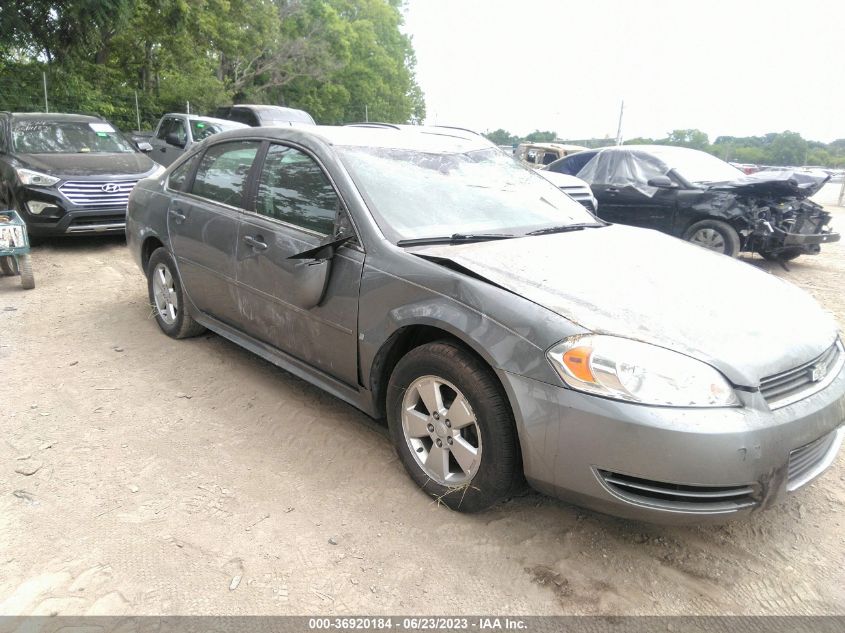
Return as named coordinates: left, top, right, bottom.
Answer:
left=287, top=235, right=354, bottom=309
left=647, top=175, right=677, bottom=188
left=136, top=141, right=153, bottom=153
left=165, top=133, right=186, bottom=149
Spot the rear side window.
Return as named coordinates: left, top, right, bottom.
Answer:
left=254, top=144, right=339, bottom=235
left=191, top=141, right=259, bottom=207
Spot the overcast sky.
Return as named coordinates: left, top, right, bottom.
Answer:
left=402, top=0, right=845, bottom=142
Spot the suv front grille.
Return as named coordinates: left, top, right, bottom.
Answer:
left=59, top=179, right=139, bottom=208
left=596, top=470, right=757, bottom=513
left=760, top=341, right=843, bottom=409
left=787, top=427, right=844, bottom=491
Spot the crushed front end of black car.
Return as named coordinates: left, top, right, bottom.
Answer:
left=702, top=171, right=840, bottom=259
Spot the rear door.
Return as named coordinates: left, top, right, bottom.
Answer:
left=234, top=142, right=364, bottom=385
left=167, top=139, right=261, bottom=325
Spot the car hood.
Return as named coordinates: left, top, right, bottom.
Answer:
left=415, top=225, right=838, bottom=386
left=17, top=152, right=156, bottom=177
left=703, top=170, right=829, bottom=198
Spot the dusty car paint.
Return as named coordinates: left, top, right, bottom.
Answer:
left=127, top=126, right=845, bottom=522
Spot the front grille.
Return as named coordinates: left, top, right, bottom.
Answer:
left=597, top=469, right=757, bottom=513
left=59, top=179, right=139, bottom=208
left=787, top=427, right=844, bottom=491
left=760, top=341, right=843, bottom=409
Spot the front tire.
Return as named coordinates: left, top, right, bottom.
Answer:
left=146, top=248, right=205, bottom=339
left=386, top=341, right=520, bottom=512
left=682, top=219, right=741, bottom=257
left=0, top=256, right=16, bottom=276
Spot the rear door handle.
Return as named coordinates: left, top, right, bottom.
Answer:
left=169, top=208, right=187, bottom=222
left=243, top=235, right=268, bottom=251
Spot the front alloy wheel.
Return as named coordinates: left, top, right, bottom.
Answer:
left=402, top=375, right=483, bottom=486
left=387, top=341, right=521, bottom=512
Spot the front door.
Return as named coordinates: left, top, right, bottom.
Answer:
left=593, top=184, right=677, bottom=233
left=151, top=116, right=188, bottom=167
left=168, top=139, right=261, bottom=326
left=235, top=143, right=364, bottom=386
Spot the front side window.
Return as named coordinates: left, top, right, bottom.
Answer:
left=191, top=141, right=259, bottom=207
left=12, top=120, right=136, bottom=154
left=190, top=119, right=238, bottom=142
left=156, top=118, right=175, bottom=140
left=167, top=153, right=200, bottom=192
left=254, top=144, right=339, bottom=235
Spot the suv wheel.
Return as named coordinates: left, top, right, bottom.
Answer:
left=146, top=248, right=205, bottom=339
left=386, top=341, right=521, bottom=512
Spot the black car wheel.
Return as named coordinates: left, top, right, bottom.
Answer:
left=146, top=248, right=206, bottom=339
left=386, top=341, right=521, bottom=512
left=682, top=219, right=741, bottom=257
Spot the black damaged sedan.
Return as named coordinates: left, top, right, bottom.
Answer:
left=547, top=145, right=839, bottom=260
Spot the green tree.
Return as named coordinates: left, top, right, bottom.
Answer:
left=524, top=130, right=557, bottom=142
left=665, top=129, right=710, bottom=151
left=769, top=131, right=808, bottom=166
left=483, top=129, right=518, bottom=146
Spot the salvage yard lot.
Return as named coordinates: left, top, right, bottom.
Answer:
left=1, top=209, right=844, bottom=615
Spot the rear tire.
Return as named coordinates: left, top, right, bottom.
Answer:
left=682, top=219, right=741, bottom=257
left=146, top=248, right=206, bottom=339
left=386, top=341, right=521, bottom=512
left=18, top=254, right=34, bottom=289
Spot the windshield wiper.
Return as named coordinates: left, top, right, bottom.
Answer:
left=397, top=233, right=516, bottom=247
left=525, top=222, right=605, bottom=236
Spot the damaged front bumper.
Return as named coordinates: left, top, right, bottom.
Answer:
left=501, top=356, right=845, bottom=524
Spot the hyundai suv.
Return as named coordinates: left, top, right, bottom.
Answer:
left=0, top=112, right=164, bottom=238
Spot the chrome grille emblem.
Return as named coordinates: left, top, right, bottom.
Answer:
left=101, top=183, right=121, bottom=193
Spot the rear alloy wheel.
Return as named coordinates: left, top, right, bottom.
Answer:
left=682, top=219, right=741, bottom=257
left=146, top=248, right=205, bottom=339
left=387, top=341, right=521, bottom=512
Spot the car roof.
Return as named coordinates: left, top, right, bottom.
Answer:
left=8, top=112, right=104, bottom=123
left=520, top=142, right=589, bottom=152
left=213, top=124, right=496, bottom=154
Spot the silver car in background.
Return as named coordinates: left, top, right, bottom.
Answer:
left=126, top=125, right=845, bottom=522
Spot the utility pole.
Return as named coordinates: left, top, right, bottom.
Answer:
left=615, top=100, right=624, bottom=146
left=186, top=101, right=191, bottom=115
left=42, top=72, right=49, bottom=113
left=134, top=91, right=141, bottom=132
left=838, top=175, right=845, bottom=207
left=365, top=104, right=368, bottom=123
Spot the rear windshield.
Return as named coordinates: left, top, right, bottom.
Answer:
left=13, top=121, right=136, bottom=154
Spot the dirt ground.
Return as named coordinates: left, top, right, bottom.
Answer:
left=1, top=209, right=844, bottom=616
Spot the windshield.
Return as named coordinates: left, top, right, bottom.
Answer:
left=190, top=119, right=240, bottom=141
left=258, top=110, right=315, bottom=125
left=338, top=146, right=596, bottom=242
left=12, top=121, right=136, bottom=154
left=648, top=146, right=744, bottom=184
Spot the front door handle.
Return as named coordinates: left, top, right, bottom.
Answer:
left=243, top=235, right=268, bottom=251
left=606, top=187, right=619, bottom=194
left=169, top=208, right=187, bottom=223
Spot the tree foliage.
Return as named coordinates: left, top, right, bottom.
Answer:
left=0, top=0, right=425, bottom=130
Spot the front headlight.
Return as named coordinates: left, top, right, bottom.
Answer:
left=16, top=168, right=60, bottom=187
left=547, top=335, right=739, bottom=407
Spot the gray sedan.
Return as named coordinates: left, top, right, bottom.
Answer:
left=126, top=125, right=845, bottom=522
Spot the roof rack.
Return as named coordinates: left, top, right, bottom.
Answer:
left=427, top=125, right=482, bottom=137
left=344, top=122, right=402, bottom=130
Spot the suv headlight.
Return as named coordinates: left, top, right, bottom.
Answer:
left=16, top=168, right=60, bottom=187
left=547, top=335, right=739, bottom=407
